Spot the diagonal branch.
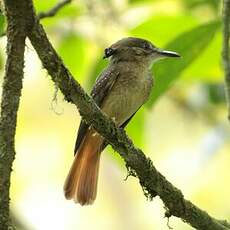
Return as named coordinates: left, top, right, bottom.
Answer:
left=27, top=12, right=230, bottom=230
left=38, top=0, right=72, bottom=19
left=222, top=0, right=230, bottom=120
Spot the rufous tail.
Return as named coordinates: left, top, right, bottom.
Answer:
left=63, top=129, right=103, bottom=205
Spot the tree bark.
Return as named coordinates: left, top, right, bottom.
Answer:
left=0, top=0, right=34, bottom=229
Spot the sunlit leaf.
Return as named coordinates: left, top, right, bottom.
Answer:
left=147, top=20, right=220, bottom=107
left=182, top=31, right=222, bottom=82
left=130, top=15, right=199, bottom=46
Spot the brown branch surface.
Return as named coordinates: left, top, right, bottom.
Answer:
left=222, top=0, right=230, bottom=120
left=0, top=0, right=34, bottom=229
left=27, top=13, right=230, bottom=230
left=38, top=0, right=71, bottom=19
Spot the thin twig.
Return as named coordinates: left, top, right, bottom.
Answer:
left=222, top=0, right=230, bottom=120
left=38, top=0, right=71, bottom=19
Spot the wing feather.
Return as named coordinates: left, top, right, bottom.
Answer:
left=74, top=68, right=119, bottom=154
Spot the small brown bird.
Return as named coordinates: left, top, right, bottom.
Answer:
left=63, top=37, right=180, bottom=205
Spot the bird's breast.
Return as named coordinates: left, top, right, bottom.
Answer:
left=101, top=71, right=153, bottom=125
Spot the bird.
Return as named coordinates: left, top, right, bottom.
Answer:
left=63, top=37, right=180, bottom=205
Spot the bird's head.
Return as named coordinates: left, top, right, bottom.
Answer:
left=104, top=37, right=180, bottom=66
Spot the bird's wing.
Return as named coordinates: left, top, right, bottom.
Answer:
left=74, top=68, right=119, bottom=154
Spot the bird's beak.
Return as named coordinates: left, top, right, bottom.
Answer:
left=156, top=49, right=180, bottom=58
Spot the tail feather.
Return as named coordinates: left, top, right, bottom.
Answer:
left=76, top=151, right=100, bottom=204
left=64, top=130, right=103, bottom=205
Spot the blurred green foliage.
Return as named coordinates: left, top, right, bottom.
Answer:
left=58, top=34, right=87, bottom=83
left=148, top=20, right=220, bottom=106
left=131, top=15, right=199, bottom=46
left=182, top=31, right=222, bottom=82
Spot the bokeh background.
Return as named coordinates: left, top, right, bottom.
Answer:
left=0, top=0, right=230, bottom=229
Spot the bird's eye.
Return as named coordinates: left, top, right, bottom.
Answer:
left=143, top=43, right=152, bottom=50
left=103, top=47, right=115, bottom=59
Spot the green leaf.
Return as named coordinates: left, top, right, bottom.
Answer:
left=182, top=31, right=222, bottom=82
left=130, top=15, right=199, bottom=46
left=147, top=20, right=220, bottom=107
